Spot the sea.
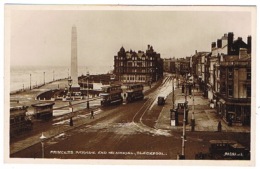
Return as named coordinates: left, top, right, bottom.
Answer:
left=10, top=65, right=112, bottom=92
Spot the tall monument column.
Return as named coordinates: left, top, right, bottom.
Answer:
left=71, top=25, right=80, bottom=88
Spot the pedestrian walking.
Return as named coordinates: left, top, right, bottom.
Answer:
left=191, top=112, right=195, bottom=132
left=217, top=120, right=222, bottom=132
left=70, top=117, right=73, bottom=126
left=90, top=110, right=94, bottom=119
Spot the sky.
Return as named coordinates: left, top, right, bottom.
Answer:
left=8, top=6, right=253, bottom=68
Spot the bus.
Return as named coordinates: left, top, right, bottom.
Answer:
left=99, top=85, right=123, bottom=106
left=124, top=84, right=144, bottom=103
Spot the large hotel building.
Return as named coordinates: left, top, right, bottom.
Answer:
left=114, top=45, right=163, bottom=84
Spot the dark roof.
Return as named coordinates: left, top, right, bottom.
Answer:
left=10, top=106, right=28, bottom=116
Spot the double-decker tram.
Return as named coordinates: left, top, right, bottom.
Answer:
left=124, top=84, right=144, bottom=103
left=99, top=85, right=123, bottom=106
left=10, top=106, right=33, bottom=137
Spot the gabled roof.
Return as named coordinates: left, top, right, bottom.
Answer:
left=231, top=38, right=248, bottom=52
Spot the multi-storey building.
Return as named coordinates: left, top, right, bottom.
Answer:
left=163, top=57, right=176, bottom=73
left=216, top=49, right=251, bottom=125
left=192, top=52, right=211, bottom=95
left=114, top=45, right=163, bottom=84
left=209, top=33, right=251, bottom=103
left=191, top=32, right=252, bottom=126
left=176, top=57, right=191, bottom=77
left=190, top=32, right=252, bottom=126
left=207, top=35, right=228, bottom=101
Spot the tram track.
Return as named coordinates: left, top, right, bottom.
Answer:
left=11, top=76, right=174, bottom=156
left=132, top=76, right=173, bottom=129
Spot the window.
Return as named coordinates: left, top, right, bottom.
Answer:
left=247, top=85, right=251, bottom=98
left=228, top=85, right=233, bottom=97
left=228, top=68, right=233, bottom=79
left=10, top=118, right=15, bottom=124
left=247, top=69, right=251, bottom=80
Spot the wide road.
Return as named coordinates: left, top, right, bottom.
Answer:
left=11, top=76, right=250, bottom=160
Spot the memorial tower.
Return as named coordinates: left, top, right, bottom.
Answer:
left=71, top=25, right=80, bottom=88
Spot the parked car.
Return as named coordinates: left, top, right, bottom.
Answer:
left=157, top=96, right=165, bottom=105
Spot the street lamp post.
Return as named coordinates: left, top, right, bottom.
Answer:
left=149, top=68, right=152, bottom=87
left=40, top=132, right=47, bottom=158
left=30, top=74, right=31, bottom=90
left=172, top=75, right=175, bottom=109
left=156, top=67, right=158, bottom=81
left=181, top=73, right=189, bottom=159
left=53, top=70, right=55, bottom=81
left=68, top=78, right=73, bottom=126
left=86, top=71, right=90, bottom=109
left=43, top=72, right=45, bottom=85
left=191, top=86, right=195, bottom=132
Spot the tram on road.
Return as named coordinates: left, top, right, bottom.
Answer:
left=124, top=84, right=144, bottom=103
left=99, top=85, right=123, bottom=106
left=10, top=106, right=33, bottom=137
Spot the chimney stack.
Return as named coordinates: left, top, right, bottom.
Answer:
left=228, top=32, right=234, bottom=55
left=247, top=36, right=251, bottom=54
left=211, top=42, right=216, bottom=50
left=217, top=39, right=222, bottom=48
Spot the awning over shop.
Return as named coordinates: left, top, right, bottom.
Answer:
left=217, top=98, right=250, bottom=106
left=226, top=102, right=251, bottom=106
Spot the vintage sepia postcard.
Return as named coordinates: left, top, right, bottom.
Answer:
left=4, top=4, right=256, bottom=166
